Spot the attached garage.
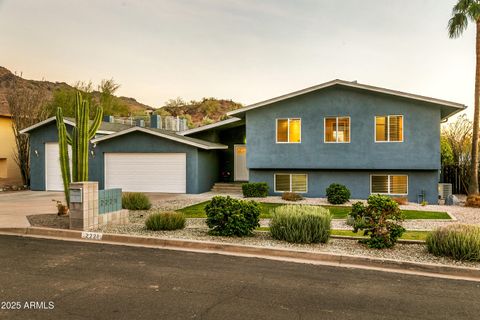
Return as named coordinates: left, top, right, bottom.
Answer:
left=104, top=153, right=186, bottom=193
left=21, top=118, right=226, bottom=194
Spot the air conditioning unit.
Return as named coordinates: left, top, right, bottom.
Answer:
left=438, top=183, right=453, bottom=200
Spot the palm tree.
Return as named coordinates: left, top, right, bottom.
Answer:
left=448, top=0, right=480, bottom=195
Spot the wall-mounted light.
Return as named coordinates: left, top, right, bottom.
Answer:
left=90, top=150, right=95, bottom=159
left=34, top=150, right=39, bottom=157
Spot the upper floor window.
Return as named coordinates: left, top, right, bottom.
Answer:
left=375, top=115, right=403, bottom=142
left=276, top=118, right=301, bottom=143
left=325, top=117, right=350, bottom=143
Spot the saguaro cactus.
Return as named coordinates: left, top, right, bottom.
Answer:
left=56, top=92, right=103, bottom=206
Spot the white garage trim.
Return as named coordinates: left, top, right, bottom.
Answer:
left=104, top=153, right=187, bottom=193
left=19, top=116, right=115, bottom=135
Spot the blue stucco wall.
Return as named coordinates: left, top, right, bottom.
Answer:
left=249, top=169, right=439, bottom=203
left=29, top=122, right=71, bottom=191
left=190, top=125, right=246, bottom=182
left=246, top=85, right=441, bottom=170
left=197, top=149, right=219, bottom=192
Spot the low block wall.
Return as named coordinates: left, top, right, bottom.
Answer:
left=69, top=182, right=128, bottom=231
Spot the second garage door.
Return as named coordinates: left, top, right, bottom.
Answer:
left=104, top=153, right=187, bottom=193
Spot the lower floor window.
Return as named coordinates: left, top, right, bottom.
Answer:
left=371, top=174, right=408, bottom=195
left=274, top=173, right=308, bottom=193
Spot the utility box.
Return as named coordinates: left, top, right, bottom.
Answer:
left=438, top=183, right=453, bottom=200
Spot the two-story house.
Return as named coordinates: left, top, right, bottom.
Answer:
left=22, top=80, right=465, bottom=204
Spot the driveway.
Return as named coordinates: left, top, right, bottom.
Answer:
left=0, top=191, right=201, bottom=228
left=1, top=235, right=479, bottom=320
left=0, top=191, right=63, bottom=227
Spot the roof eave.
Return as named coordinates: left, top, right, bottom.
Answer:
left=91, top=127, right=227, bottom=150
left=226, top=79, right=466, bottom=117
left=178, top=117, right=242, bottom=136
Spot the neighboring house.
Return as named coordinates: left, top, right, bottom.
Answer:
left=21, top=80, right=465, bottom=203
left=0, top=103, right=23, bottom=187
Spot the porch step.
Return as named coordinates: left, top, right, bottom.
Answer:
left=211, top=182, right=244, bottom=193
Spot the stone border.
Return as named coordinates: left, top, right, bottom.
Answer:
left=0, top=226, right=479, bottom=282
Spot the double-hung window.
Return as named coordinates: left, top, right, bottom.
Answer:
left=324, top=117, right=350, bottom=143
left=276, top=118, right=301, bottom=143
left=370, top=174, right=408, bottom=195
left=274, top=173, right=308, bottom=193
left=375, top=115, right=403, bottom=142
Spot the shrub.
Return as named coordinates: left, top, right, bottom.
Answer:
left=426, top=224, right=480, bottom=261
left=348, top=195, right=405, bottom=249
left=281, top=192, right=303, bottom=201
left=145, top=211, right=186, bottom=231
left=270, top=205, right=331, bottom=244
left=205, top=196, right=260, bottom=236
left=242, top=182, right=269, bottom=198
left=392, top=197, right=408, bottom=205
left=326, top=183, right=351, bottom=204
left=122, top=192, right=152, bottom=210
left=466, top=194, right=480, bottom=207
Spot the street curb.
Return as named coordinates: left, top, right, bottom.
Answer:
left=1, top=226, right=479, bottom=282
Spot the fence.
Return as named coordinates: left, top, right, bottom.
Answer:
left=98, top=188, right=122, bottom=214
left=440, top=165, right=469, bottom=195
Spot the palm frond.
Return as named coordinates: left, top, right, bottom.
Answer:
left=453, top=0, right=475, bottom=13
left=467, top=2, right=480, bottom=20
left=448, top=12, right=469, bottom=38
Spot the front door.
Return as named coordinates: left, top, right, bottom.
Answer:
left=234, top=145, right=249, bottom=181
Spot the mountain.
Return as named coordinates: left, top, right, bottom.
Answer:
left=0, top=66, right=155, bottom=116
left=158, top=97, right=243, bottom=127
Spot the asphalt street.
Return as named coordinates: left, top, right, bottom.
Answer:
left=0, top=234, right=479, bottom=320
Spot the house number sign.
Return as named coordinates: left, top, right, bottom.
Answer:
left=70, top=189, right=83, bottom=203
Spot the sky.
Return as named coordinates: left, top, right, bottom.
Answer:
left=0, top=0, right=475, bottom=119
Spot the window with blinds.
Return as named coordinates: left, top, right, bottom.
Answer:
left=375, top=115, right=403, bottom=142
left=371, top=175, right=408, bottom=195
left=276, top=118, right=301, bottom=143
left=325, top=117, right=350, bottom=143
left=274, top=173, right=308, bottom=192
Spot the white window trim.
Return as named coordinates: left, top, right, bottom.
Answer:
left=370, top=174, right=408, bottom=195
left=274, top=173, right=308, bottom=193
left=374, top=115, right=404, bottom=143
left=275, top=118, right=301, bottom=144
left=323, top=116, right=351, bottom=144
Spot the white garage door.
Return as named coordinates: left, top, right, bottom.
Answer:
left=104, top=153, right=186, bottom=193
left=45, top=143, right=71, bottom=191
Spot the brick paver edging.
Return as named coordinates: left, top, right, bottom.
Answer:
left=0, top=226, right=479, bottom=282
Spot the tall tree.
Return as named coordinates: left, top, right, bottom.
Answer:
left=448, top=0, right=480, bottom=194
left=7, top=87, right=50, bottom=185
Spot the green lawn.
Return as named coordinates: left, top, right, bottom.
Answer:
left=255, top=227, right=429, bottom=241
left=330, top=229, right=430, bottom=241
left=176, top=201, right=450, bottom=220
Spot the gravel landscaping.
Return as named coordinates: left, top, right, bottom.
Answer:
left=93, top=212, right=480, bottom=269
left=151, top=193, right=480, bottom=231
left=25, top=193, right=480, bottom=270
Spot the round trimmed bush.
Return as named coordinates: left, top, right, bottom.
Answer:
left=145, top=211, right=186, bottom=231
left=205, top=196, right=260, bottom=237
left=326, top=183, right=351, bottom=204
left=426, top=224, right=480, bottom=261
left=122, top=192, right=152, bottom=210
left=281, top=192, right=303, bottom=202
left=270, top=205, right=331, bottom=244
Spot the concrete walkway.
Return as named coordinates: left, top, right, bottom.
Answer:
left=0, top=191, right=63, bottom=227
